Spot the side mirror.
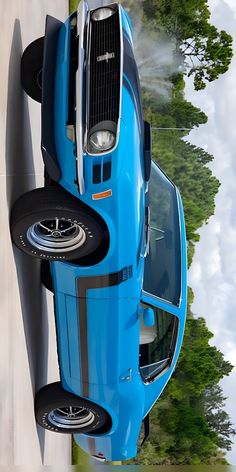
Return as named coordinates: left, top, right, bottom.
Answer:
left=143, top=307, right=155, bottom=327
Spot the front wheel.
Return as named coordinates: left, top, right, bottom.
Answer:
left=10, top=187, right=104, bottom=261
left=21, top=37, right=44, bottom=102
left=35, top=382, right=109, bottom=434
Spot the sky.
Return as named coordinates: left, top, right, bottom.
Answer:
left=185, top=0, right=236, bottom=464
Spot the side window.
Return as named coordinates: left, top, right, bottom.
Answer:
left=139, top=307, right=178, bottom=382
left=143, top=162, right=181, bottom=306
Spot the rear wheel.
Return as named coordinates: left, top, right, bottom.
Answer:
left=21, top=37, right=44, bottom=102
left=35, top=382, right=109, bottom=434
left=10, top=187, right=104, bottom=261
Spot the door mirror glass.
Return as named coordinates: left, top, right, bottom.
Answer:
left=143, top=307, right=155, bottom=327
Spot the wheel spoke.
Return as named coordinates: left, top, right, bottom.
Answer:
left=39, top=222, right=52, bottom=233
left=57, top=408, right=68, bottom=415
left=60, top=224, right=77, bottom=234
left=55, top=218, right=59, bottom=230
left=76, top=407, right=86, bottom=416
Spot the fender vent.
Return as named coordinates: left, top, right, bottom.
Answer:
left=92, top=161, right=111, bottom=184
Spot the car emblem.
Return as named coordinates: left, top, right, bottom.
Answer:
left=97, top=52, right=115, bottom=63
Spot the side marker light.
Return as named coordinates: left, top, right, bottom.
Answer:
left=92, top=189, right=112, bottom=200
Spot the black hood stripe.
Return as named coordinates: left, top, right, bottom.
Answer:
left=123, top=34, right=144, bottom=139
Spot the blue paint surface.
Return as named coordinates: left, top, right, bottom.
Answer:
left=50, top=4, right=187, bottom=461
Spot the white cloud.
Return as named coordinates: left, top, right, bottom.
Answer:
left=189, top=260, right=202, bottom=284
left=220, top=0, right=236, bottom=14
left=185, top=0, right=236, bottom=463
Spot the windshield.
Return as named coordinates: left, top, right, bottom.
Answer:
left=143, top=162, right=181, bottom=306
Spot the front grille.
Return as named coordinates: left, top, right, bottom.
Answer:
left=88, top=7, right=121, bottom=132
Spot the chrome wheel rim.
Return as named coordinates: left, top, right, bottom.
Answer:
left=27, top=218, right=86, bottom=253
left=48, top=406, right=95, bottom=429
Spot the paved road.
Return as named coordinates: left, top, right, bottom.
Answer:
left=0, top=0, right=71, bottom=466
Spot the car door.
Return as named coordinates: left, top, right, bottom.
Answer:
left=138, top=161, right=187, bottom=414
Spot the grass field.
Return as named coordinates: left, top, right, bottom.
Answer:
left=69, top=0, right=79, bottom=13
left=72, top=438, right=90, bottom=465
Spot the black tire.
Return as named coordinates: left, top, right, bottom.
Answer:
left=21, top=37, right=44, bottom=102
left=35, top=382, right=109, bottom=434
left=10, top=186, right=104, bottom=261
left=41, top=260, right=53, bottom=292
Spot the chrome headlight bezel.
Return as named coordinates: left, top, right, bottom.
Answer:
left=87, top=121, right=116, bottom=154
left=91, top=7, right=115, bottom=22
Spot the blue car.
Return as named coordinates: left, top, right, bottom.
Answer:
left=10, top=1, right=187, bottom=462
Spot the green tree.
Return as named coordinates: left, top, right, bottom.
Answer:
left=206, top=410, right=236, bottom=451
left=169, top=97, right=208, bottom=128
left=203, top=385, right=236, bottom=451
left=142, top=0, right=211, bottom=40
left=183, top=26, right=233, bottom=90
left=142, top=88, right=208, bottom=130
left=167, top=318, right=233, bottom=400
left=204, top=384, right=227, bottom=413
left=142, top=0, right=233, bottom=90
left=151, top=133, right=220, bottom=248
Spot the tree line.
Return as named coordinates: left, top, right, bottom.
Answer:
left=128, top=315, right=235, bottom=465
left=123, top=0, right=235, bottom=465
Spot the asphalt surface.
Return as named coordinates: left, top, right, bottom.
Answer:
left=0, top=0, right=71, bottom=465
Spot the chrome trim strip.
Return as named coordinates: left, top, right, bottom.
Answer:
left=85, top=3, right=124, bottom=157
left=75, top=0, right=88, bottom=194
left=141, top=358, right=171, bottom=370
left=141, top=360, right=174, bottom=385
left=84, top=6, right=92, bottom=151
left=142, top=290, right=179, bottom=310
left=175, top=187, right=184, bottom=306
left=92, top=455, right=106, bottom=463
left=143, top=206, right=150, bottom=258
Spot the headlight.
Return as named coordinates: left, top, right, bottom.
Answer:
left=88, top=121, right=116, bottom=153
left=88, top=129, right=115, bottom=153
left=91, top=7, right=115, bottom=21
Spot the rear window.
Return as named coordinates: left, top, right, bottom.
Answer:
left=139, top=307, right=178, bottom=382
